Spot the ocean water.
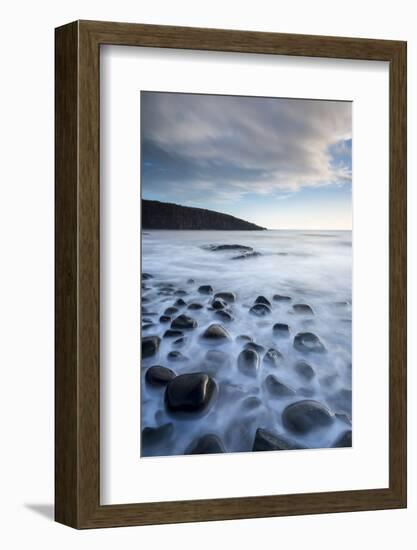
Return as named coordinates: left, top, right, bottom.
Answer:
left=141, top=230, right=352, bottom=456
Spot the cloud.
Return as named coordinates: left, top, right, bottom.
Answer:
left=141, top=92, right=352, bottom=203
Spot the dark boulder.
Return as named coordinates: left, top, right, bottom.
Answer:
left=200, top=324, right=231, bottom=344
left=159, top=315, right=171, bottom=323
left=208, top=244, right=252, bottom=252
left=198, top=285, right=213, bottom=294
left=145, top=366, right=176, bottom=386
left=211, top=298, right=227, bottom=310
left=215, top=310, right=234, bottom=322
left=214, top=291, right=236, bottom=303
left=142, top=272, right=153, bottom=280
left=253, top=428, right=304, bottom=451
left=264, top=375, right=296, bottom=397
left=142, top=336, right=161, bottom=358
left=163, top=329, right=184, bottom=339
left=185, top=434, right=225, bottom=454
left=244, top=342, right=265, bottom=354
left=249, top=303, right=271, bottom=317
left=282, top=400, right=334, bottom=433
left=293, top=304, right=314, bottom=315
left=237, top=349, right=260, bottom=377
left=332, top=430, right=352, bottom=448
left=263, top=348, right=283, bottom=367
left=187, top=303, right=204, bottom=310
left=255, top=295, right=271, bottom=307
left=174, top=298, right=187, bottom=308
left=294, top=360, right=315, bottom=381
left=171, top=314, right=197, bottom=330
left=273, top=294, right=291, bottom=302
left=273, top=323, right=290, bottom=336
left=164, top=306, right=178, bottom=316
left=293, top=332, right=326, bottom=353
left=142, top=423, right=174, bottom=446
left=165, top=373, right=217, bottom=413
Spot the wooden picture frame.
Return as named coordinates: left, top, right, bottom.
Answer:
left=55, top=20, right=407, bottom=529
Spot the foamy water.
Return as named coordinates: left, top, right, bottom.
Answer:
left=141, top=230, right=352, bottom=456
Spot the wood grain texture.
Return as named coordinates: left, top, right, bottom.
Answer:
left=55, top=20, right=407, bottom=529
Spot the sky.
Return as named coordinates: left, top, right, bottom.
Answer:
left=141, top=91, right=352, bottom=230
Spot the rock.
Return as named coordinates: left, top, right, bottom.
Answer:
left=187, top=278, right=195, bottom=284
left=244, top=342, right=265, bottom=354
left=174, top=298, right=187, bottom=308
left=263, top=348, right=283, bottom=367
left=171, top=314, right=197, bottom=330
left=164, top=306, right=178, bottom=316
left=273, top=323, right=290, bottom=336
left=253, top=428, right=304, bottom=451
left=200, top=324, right=231, bottom=344
left=142, top=336, right=161, bottom=358
left=163, top=329, right=184, bottom=339
left=165, top=373, right=217, bottom=413
left=294, top=360, right=315, bottom=381
left=282, top=400, right=334, bottom=433
left=293, top=304, right=314, bottom=315
left=187, top=303, right=204, bottom=310
left=159, top=315, right=171, bottom=323
left=214, top=291, right=236, bottom=303
left=205, top=349, right=230, bottom=367
left=185, top=434, right=226, bottom=454
left=142, top=317, right=153, bottom=324
left=264, top=374, right=296, bottom=397
left=172, top=337, right=188, bottom=348
left=273, top=294, right=291, bottom=302
left=236, top=334, right=253, bottom=343
left=141, top=296, right=150, bottom=303
left=242, top=396, right=263, bottom=411
left=215, top=310, right=234, bottom=322
left=142, top=272, right=153, bottom=280
left=237, top=349, right=260, bottom=377
left=332, top=430, right=352, bottom=448
left=142, top=323, right=155, bottom=331
left=174, top=289, right=187, bottom=296
left=255, top=295, right=271, bottom=307
left=293, top=332, right=326, bottom=353
left=167, top=351, right=189, bottom=362
left=232, top=251, right=261, bottom=260
left=208, top=244, right=253, bottom=252
left=142, top=423, right=174, bottom=446
left=198, top=285, right=213, bottom=294
left=145, top=366, right=176, bottom=386
left=249, top=303, right=271, bottom=317
left=211, top=298, right=227, bottom=310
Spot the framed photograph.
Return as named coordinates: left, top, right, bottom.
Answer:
left=55, top=20, right=407, bottom=528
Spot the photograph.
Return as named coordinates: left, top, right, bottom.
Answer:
left=140, top=91, right=352, bottom=457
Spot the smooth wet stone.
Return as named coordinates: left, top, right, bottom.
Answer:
left=159, top=315, right=171, bottom=323
left=142, top=336, right=161, bottom=358
left=164, top=306, right=179, bottom=316
left=255, top=295, right=271, bottom=307
left=165, top=373, right=217, bottom=413
left=293, top=303, right=314, bottom=315
left=273, top=294, right=291, bottom=302
left=172, top=337, right=188, bottom=348
left=167, top=351, right=189, bottom=362
left=187, top=303, right=204, bottom=310
left=208, top=244, right=252, bottom=252
left=332, top=430, right=352, bottom=448
left=244, top=342, right=265, bottom=354
left=171, top=314, right=197, bottom=330
left=198, top=285, right=213, bottom=294
left=232, top=251, right=261, bottom=260
left=236, top=334, right=253, bottom=343
left=142, top=423, right=174, bottom=446
left=174, top=289, right=187, bottom=296
left=294, top=332, right=326, bottom=353
left=237, top=349, right=260, bottom=377
left=200, top=324, right=231, bottom=344
left=242, top=396, right=263, bottom=411
left=145, top=366, right=176, bottom=386
left=215, top=310, right=234, bottom=322
left=249, top=303, right=271, bottom=317
left=264, top=375, right=296, bottom=397
left=185, top=434, right=225, bottom=454
left=263, top=348, right=283, bottom=367
left=174, top=298, right=187, bottom=308
left=294, top=360, right=315, bottom=381
left=214, top=291, right=236, bottom=303
left=282, top=400, right=334, bottom=433
left=211, top=298, right=227, bottom=310
left=253, top=428, right=305, bottom=451
left=273, top=323, right=290, bottom=336
left=163, top=329, right=183, bottom=339
left=142, top=272, right=153, bottom=280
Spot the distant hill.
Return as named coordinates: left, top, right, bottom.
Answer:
left=142, top=199, right=266, bottom=231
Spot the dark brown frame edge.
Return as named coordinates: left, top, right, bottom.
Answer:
left=55, top=20, right=407, bottom=529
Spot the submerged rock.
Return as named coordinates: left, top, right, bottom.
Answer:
left=164, top=306, right=179, bottom=316
left=165, top=373, right=217, bottom=413
left=204, top=349, right=230, bottom=368
left=207, top=244, right=253, bottom=252
left=142, top=423, right=174, bottom=446
left=282, top=400, right=334, bottom=433
left=264, top=374, right=296, bottom=397
left=174, top=289, right=187, bottom=296
left=185, top=434, right=226, bottom=454
left=142, top=336, right=161, bottom=358
left=249, top=303, right=271, bottom=317
left=145, top=366, right=176, bottom=386
left=293, top=332, right=326, bottom=353
left=171, top=314, right=197, bottom=330
left=294, top=360, right=316, bottom=381
left=242, top=396, right=263, bottom=411
left=211, top=298, right=227, bottom=310
left=273, top=323, right=290, bottom=336
left=263, top=348, right=283, bottom=367
left=273, top=294, right=291, bottom=302
left=167, top=351, right=189, bottom=362
left=293, top=304, right=314, bottom=315
left=174, top=298, right=187, bottom=308
left=236, top=334, right=253, bottom=343
left=142, top=323, right=155, bottom=331
left=200, top=324, right=231, bottom=344
left=172, top=337, right=188, bottom=348
left=237, top=349, right=260, bottom=377
left=332, top=430, right=352, bottom=448
left=198, top=285, right=213, bottom=295
left=215, top=310, right=234, bottom=322
left=244, top=342, right=265, bottom=354
left=187, top=302, right=204, bottom=310
left=159, top=315, right=171, bottom=323
left=214, top=291, right=236, bottom=303
left=142, top=272, right=153, bottom=280
left=255, top=295, right=271, bottom=307
left=232, top=251, right=261, bottom=260
left=253, top=428, right=304, bottom=451
left=163, top=329, right=184, bottom=339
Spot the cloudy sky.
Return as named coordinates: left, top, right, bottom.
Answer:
left=141, top=91, right=352, bottom=230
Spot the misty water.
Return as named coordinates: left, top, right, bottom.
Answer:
left=141, top=230, right=352, bottom=457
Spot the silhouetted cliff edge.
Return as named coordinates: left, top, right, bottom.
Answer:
left=142, top=200, right=266, bottom=230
